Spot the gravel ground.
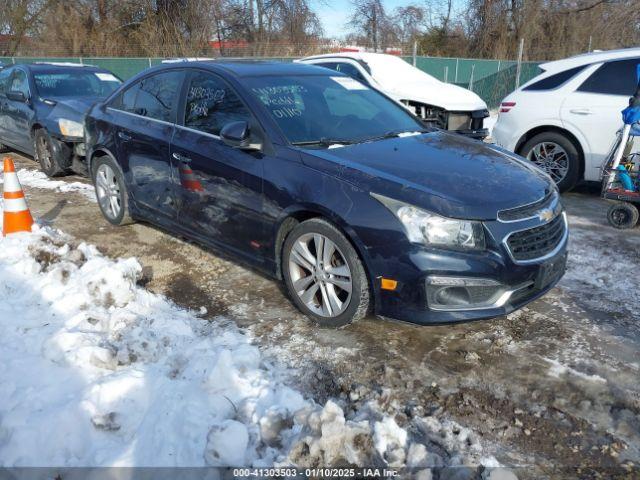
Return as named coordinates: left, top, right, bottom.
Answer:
left=4, top=152, right=640, bottom=478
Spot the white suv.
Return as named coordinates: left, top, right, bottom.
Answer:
left=297, top=52, right=490, bottom=139
left=493, top=48, right=640, bottom=191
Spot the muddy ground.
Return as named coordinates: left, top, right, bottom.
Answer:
left=6, top=152, right=640, bottom=478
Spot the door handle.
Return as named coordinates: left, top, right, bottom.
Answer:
left=569, top=108, right=592, bottom=115
left=172, top=152, right=192, bottom=163
left=118, top=131, right=132, bottom=141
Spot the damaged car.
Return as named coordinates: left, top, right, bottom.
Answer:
left=297, top=52, right=490, bottom=139
left=0, top=62, right=121, bottom=176
left=86, top=61, right=567, bottom=327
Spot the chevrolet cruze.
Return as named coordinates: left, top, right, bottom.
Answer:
left=85, top=61, right=568, bottom=327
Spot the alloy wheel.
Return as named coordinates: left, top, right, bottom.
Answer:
left=527, top=142, right=570, bottom=183
left=288, top=233, right=353, bottom=318
left=95, top=163, right=122, bottom=220
left=37, top=136, right=52, bottom=171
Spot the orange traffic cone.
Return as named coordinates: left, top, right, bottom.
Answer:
left=2, top=157, right=34, bottom=236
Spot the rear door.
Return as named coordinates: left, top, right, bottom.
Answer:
left=109, top=69, right=184, bottom=218
left=170, top=69, right=267, bottom=260
left=560, top=58, right=640, bottom=180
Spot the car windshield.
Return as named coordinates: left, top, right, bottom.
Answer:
left=33, top=70, right=121, bottom=98
left=246, top=74, right=425, bottom=146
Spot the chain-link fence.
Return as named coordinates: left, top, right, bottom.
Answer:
left=0, top=55, right=542, bottom=109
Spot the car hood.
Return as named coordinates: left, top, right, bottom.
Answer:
left=45, top=96, right=98, bottom=120
left=384, top=80, right=487, bottom=111
left=299, top=131, right=552, bottom=220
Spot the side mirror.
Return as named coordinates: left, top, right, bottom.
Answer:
left=220, top=121, right=260, bottom=150
left=6, top=91, right=27, bottom=103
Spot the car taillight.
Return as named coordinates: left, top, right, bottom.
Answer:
left=500, top=102, right=516, bottom=113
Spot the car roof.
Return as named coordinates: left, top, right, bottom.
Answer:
left=17, top=62, right=111, bottom=73
left=154, top=59, right=335, bottom=78
left=300, top=52, right=393, bottom=63
left=539, top=47, right=640, bottom=72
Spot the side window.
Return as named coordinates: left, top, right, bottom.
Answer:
left=9, top=70, right=30, bottom=96
left=184, top=71, right=251, bottom=136
left=577, top=59, right=640, bottom=96
left=0, top=67, right=13, bottom=95
left=316, top=62, right=340, bottom=72
left=133, top=71, right=183, bottom=122
left=523, top=65, right=586, bottom=91
left=118, top=81, right=142, bottom=112
left=335, top=62, right=367, bottom=83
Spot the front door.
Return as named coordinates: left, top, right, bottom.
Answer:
left=5, top=68, right=35, bottom=152
left=170, top=70, right=267, bottom=261
left=110, top=69, right=184, bottom=218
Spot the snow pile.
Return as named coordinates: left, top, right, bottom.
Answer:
left=0, top=225, right=310, bottom=466
left=0, top=224, right=472, bottom=469
left=0, top=168, right=95, bottom=201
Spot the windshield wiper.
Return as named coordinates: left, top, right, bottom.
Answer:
left=292, top=137, right=356, bottom=147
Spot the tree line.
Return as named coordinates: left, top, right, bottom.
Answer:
left=1, top=0, right=638, bottom=60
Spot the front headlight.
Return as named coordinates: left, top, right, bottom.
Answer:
left=372, top=193, right=485, bottom=250
left=58, top=118, right=84, bottom=138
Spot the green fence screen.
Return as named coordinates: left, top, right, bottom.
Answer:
left=0, top=55, right=542, bottom=109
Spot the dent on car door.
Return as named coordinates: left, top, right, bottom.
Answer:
left=5, top=69, right=34, bottom=152
left=561, top=58, right=640, bottom=180
left=110, top=70, right=184, bottom=217
left=170, top=70, right=267, bottom=261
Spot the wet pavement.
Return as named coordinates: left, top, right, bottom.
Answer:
left=6, top=152, right=640, bottom=478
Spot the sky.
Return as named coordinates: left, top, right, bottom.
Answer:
left=316, top=0, right=466, bottom=40
left=316, top=0, right=417, bottom=39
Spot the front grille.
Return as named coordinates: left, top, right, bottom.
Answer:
left=498, top=190, right=556, bottom=222
left=506, top=214, right=565, bottom=261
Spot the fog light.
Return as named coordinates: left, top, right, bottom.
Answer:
left=426, top=276, right=510, bottom=311
left=435, top=286, right=471, bottom=306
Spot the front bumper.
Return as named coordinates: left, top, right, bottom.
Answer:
left=50, top=134, right=87, bottom=173
left=369, top=218, right=568, bottom=325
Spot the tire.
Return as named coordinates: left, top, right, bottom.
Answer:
left=91, top=155, right=134, bottom=226
left=282, top=218, right=370, bottom=327
left=607, top=202, right=639, bottom=229
left=34, top=129, right=66, bottom=177
left=0, top=141, right=8, bottom=153
left=519, top=131, right=581, bottom=192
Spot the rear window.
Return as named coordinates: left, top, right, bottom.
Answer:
left=577, top=59, right=640, bottom=96
left=523, top=65, right=587, bottom=91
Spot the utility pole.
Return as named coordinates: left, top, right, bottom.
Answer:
left=412, top=40, right=417, bottom=67
left=515, top=38, right=524, bottom=89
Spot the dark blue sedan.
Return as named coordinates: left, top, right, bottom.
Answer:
left=85, top=60, right=568, bottom=327
left=0, top=63, right=121, bottom=176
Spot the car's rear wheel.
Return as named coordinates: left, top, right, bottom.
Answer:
left=520, top=131, right=581, bottom=192
left=34, top=129, right=65, bottom=177
left=282, top=218, right=370, bottom=327
left=92, top=155, right=133, bottom=226
left=0, top=141, right=8, bottom=153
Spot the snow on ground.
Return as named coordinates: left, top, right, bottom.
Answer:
left=0, top=218, right=498, bottom=470
left=0, top=168, right=95, bottom=201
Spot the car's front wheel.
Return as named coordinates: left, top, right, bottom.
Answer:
left=520, top=131, right=581, bottom=192
left=34, top=129, right=65, bottom=177
left=282, top=218, right=370, bottom=327
left=92, top=155, right=133, bottom=226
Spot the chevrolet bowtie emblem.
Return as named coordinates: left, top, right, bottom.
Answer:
left=538, top=208, right=555, bottom=222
